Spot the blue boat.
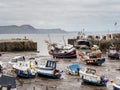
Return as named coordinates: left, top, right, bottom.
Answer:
left=67, top=64, right=81, bottom=75
left=12, top=61, right=37, bottom=78
left=85, top=57, right=105, bottom=66
left=0, top=74, right=17, bottom=90
left=112, top=77, right=120, bottom=90
left=80, top=68, right=109, bottom=86
left=36, top=60, right=62, bottom=79
left=108, top=46, right=120, bottom=59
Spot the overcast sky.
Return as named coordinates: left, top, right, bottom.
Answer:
left=0, top=0, right=120, bottom=33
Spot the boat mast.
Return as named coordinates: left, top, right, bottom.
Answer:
left=63, top=36, right=66, bottom=46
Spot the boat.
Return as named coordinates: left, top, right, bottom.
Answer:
left=108, top=46, right=120, bottom=59
left=8, top=56, right=25, bottom=66
left=12, top=61, right=37, bottom=78
left=112, top=77, right=120, bottom=90
left=79, top=45, right=105, bottom=65
left=0, top=74, right=17, bottom=90
left=67, top=64, right=81, bottom=75
left=50, top=45, right=77, bottom=58
left=36, top=60, right=62, bottom=79
left=75, top=40, right=91, bottom=49
left=79, top=68, right=109, bottom=86
left=84, top=57, right=105, bottom=66
left=45, top=40, right=77, bottom=58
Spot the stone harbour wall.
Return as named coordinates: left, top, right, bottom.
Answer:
left=0, top=39, right=37, bottom=51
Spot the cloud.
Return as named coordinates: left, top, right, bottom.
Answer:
left=0, top=0, right=120, bottom=32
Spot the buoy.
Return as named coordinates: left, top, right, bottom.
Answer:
left=110, top=80, right=114, bottom=83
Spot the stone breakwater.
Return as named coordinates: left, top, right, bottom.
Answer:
left=0, top=39, right=37, bottom=51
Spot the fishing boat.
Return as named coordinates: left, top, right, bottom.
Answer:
left=0, top=74, right=17, bottom=90
left=79, top=45, right=105, bottom=65
left=108, top=46, right=120, bottom=59
left=12, top=61, right=37, bottom=78
left=50, top=45, right=77, bottom=58
left=112, top=77, right=120, bottom=90
left=75, top=40, right=91, bottom=49
left=67, top=64, right=81, bottom=75
left=36, top=60, right=62, bottom=79
left=45, top=40, right=77, bottom=58
left=79, top=68, right=109, bottom=86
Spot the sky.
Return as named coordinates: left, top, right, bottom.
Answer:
left=0, top=0, right=120, bottom=33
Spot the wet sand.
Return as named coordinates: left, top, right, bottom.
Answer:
left=0, top=52, right=120, bottom=90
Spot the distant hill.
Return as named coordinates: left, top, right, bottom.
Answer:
left=0, top=25, right=67, bottom=34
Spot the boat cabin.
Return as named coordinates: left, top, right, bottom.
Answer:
left=75, top=40, right=91, bottom=49
left=85, top=68, right=96, bottom=75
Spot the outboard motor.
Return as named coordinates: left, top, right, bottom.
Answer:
left=100, top=76, right=109, bottom=85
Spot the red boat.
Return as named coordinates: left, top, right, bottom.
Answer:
left=48, top=45, right=77, bottom=58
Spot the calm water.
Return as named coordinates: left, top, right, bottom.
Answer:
left=0, top=33, right=77, bottom=55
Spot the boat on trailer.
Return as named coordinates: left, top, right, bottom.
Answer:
left=36, top=60, right=62, bottom=79
left=79, top=68, right=109, bottom=86
left=12, top=61, right=37, bottom=78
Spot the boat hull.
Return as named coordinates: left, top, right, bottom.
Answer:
left=82, top=78, right=106, bottom=86
left=113, top=86, right=120, bottom=90
left=108, top=53, right=120, bottom=59
left=85, top=58, right=105, bottom=65
left=51, top=50, right=77, bottom=58
left=37, top=72, right=61, bottom=79
left=113, top=83, right=120, bottom=90
left=14, top=69, right=36, bottom=78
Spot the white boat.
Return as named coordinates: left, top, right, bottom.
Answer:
left=112, top=77, right=120, bottom=90
left=8, top=56, right=25, bottom=65
left=12, top=61, right=37, bottom=78
left=79, top=68, right=109, bottom=86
